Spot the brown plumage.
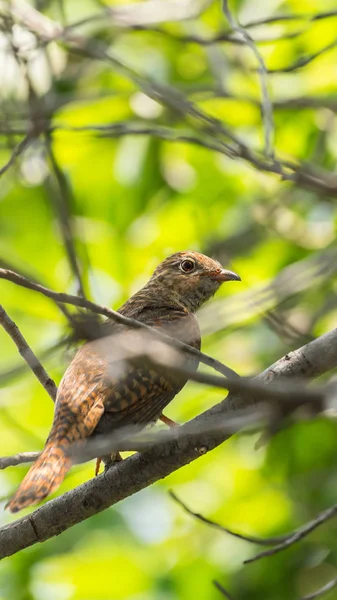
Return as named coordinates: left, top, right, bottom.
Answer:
left=6, top=251, right=240, bottom=512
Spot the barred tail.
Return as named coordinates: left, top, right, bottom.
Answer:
left=6, top=443, right=72, bottom=513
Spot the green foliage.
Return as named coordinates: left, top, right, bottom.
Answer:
left=0, top=0, right=337, bottom=598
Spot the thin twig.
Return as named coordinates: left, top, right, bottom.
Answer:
left=170, top=491, right=337, bottom=566
left=0, top=265, right=330, bottom=409
left=300, top=577, right=337, bottom=600
left=268, top=38, right=337, bottom=73
left=44, top=133, right=86, bottom=298
left=243, top=9, right=337, bottom=29
left=244, top=503, right=337, bottom=564
left=170, top=491, right=291, bottom=545
left=0, top=135, right=31, bottom=177
left=0, top=452, right=40, bottom=470
left=0, top=305, right=57, bottom=401
left=0, top=266, right=239, bottom=380
left=0, top=338, right=66, bottom=386
left=213, top=581, right=236, bottom=600
left=64, top=6, right=337, bottom=34
left=222, top=0, right=274, bottom=158
left=7, top=0, right=337, bottom=196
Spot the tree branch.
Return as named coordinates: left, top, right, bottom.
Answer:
left=171, top=483, right=337, bottom=565
left=44, top=134, right=86, bottom=298
left=222, top=0, right=275, bottom=158
left=300, top=577, right=337, bottom=600
left=0, top=135, right=31, bottom=178
left=0, top=452, right=40, bottom=470
left=0, top=266, right=239, bottom=380
left=244, top=502, right=337, bottom=564
left=170, top=491, right=290, bottom=545
left=0, top=305, right=57, bottom=401
left=0, top=328, right=336, bottom=559
left=213, top=580, right=235, bottom=600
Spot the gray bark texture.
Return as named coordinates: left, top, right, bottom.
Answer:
left=0, top=328, right=336, bottom=560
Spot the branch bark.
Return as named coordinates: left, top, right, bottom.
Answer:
left=0, top=266, right=239, bottom=380
left=0, top=305, right=57, bottom=401
left=0, top=328, right=336, bottom=560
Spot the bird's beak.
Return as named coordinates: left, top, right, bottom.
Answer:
left=212, top=269, right=241, bottom=282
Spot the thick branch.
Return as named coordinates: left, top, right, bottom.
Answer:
left=0, top=328, right=336, bottom=559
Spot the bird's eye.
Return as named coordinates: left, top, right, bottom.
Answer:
left=180, top=259, right=195, bottom=273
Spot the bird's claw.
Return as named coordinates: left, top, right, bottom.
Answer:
left=95, top=452, right=123, bottom=476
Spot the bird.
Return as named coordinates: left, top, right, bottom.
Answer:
left=6, top=251, right=240, bottom=512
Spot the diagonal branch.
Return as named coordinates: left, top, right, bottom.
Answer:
left=244, top=502, right=337, bottom=564
left=0, top=305, right=57, bottom=401
left=170, top=491, right=289, bottom=545
left=171, top=483, right=337, bottom=564
left=213, top=581, right=235, bottom=600
left=44, top=134, right=86, bottom=298
left=300, top=577, right=337, bottom=600
left=0, top=135, right=31, bottom=178
left=0, top=327, right=336, bottom=559
left=0, top=266, right=239, bottom=380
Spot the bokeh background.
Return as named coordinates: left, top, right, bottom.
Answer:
left=1, top=0, right=337, bottom=598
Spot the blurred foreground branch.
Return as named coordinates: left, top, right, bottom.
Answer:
left=300, top=578, right=337, bottom=600
left=0, top=327, right=336, bottom=559
left=0, top=266, right=239, bottom=380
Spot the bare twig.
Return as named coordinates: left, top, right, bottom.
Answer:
left=0, top=305, right=57, bottom=401
left=0, top=135, right=31, bottom=177
left=62, top=5, right=337, bottom=35
left=47, top=119, right=337, bottom=198
left=44, top=134, right=86, bottom=298
left=300, top=577, right=337, bottom=600
left=222, top=0, right=274, bottom=158
left=243, top=10, right=337, bottom=29
left=0, top=266, right=329, bottom=413
left=0, top=338, right=66, bottom=386
left=5, top=0, right=337, bottom=197
left=0, top=452, right=40, bottom=470
left=0, top=266, right=239, bottom=380
left=170, top=490, right=337, bottom=567
left=199, top=246, right=337, bottom=334
left=170, top=491, right=290, bottom=545
left=213, top=581, right=235, bottom=600
left=268, top=38, right=337, bottom=73
left=244, top=502, right=337, bottom=564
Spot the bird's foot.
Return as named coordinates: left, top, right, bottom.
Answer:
left=95, top=457, right=102, bottom=477
left=160, top=414, right=180, bottom=440
left=160, top=414, right=179, bottom=429
left=95, top=452, right=123, bottom=476
left=104, top=452, right=123, bottom=472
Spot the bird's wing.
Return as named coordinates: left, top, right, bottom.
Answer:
left=98, top=308, right=201, bottom=428
left=47, top=344, right=111, bottom=447
left=48, top=308, right=200, bottom=444
left=100, top=365, right=177, bottom=429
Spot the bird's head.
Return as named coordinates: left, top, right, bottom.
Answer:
left=148, top=251, right=241, bottom=312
